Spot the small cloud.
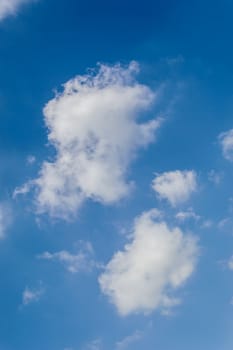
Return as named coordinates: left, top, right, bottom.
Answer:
left=22, top=283, right=44, bottom=306
left=208, top=170, right=223, bottom=185
left=83, top=339, right=103, bottom=350
left=152, top=170, right=197, bottom=207
left=217, top=217, right=233, bottom=232
left=13, top=182, right=32, bottom=199
left=218, top=218, right=229, bottom=229
left=201, top=220, right=213, bottom=229
left=175, top=208, right=200, bottom=222
left=38, top=241, right=97, bottom=273
left=115, top=330, right=143, bottom=350
left=219, top=129, right=233, bottom=161
left=0, top=0, right=36, bottom=21
left=27, top=155, right=36, bottom=165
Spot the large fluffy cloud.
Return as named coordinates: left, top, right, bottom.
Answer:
left=0, top=0, right=33, bottom=21
left=152, top=170, right=197, bottom=207
left=99, top=209, right=199, bottom=316
left=218, top=129, right=233, bottom=161
left=22, top=62, right=162, bottom=218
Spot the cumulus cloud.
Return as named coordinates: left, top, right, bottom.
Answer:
left=219, top=129, right=233, bottom=161
left=99, top=209, right=199, bottom=316
left=22, top=284, right=44, bottom=306
left=152, top=170, right=197, bottom=207
left=16, top=61, right=162, bottom=218
left=0, top=0, right=33, bottom=21
left=38, top=241, right=96, bottom=273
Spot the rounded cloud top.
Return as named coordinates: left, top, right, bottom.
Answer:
left=152, top=170, right=197, bottom=207
left=26, top=62, right=163, bottom=218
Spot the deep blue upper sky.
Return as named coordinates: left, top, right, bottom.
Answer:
left=0, top=1, right=233, bottom=349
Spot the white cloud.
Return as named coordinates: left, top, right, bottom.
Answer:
left=0, top=203, right=11, bottom=239
left=0, top=0, right=33, bottom=21
left=22, top=284, right=44, bottom=306
left=13, top=182, right=31, bottom=198
left=115, top=331, right=143, bottom=350
left=219, top=129, right=233, bottom=161
left=38, top=241, right=96, bottom=273
left=152, top=170, right=197, bottom=207
left=18, top=61, right=162, bottom=219
left=175, top=208, right=200, bottom=222
left=99, top=209, right=199, bottom=316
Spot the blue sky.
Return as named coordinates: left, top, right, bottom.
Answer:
left=0, top=0, right=233, bottom=349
